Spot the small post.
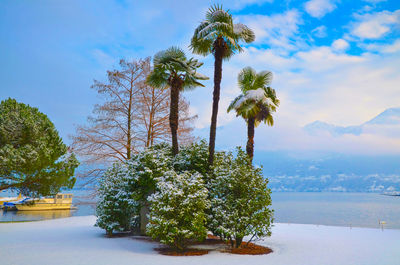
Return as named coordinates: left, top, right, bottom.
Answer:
left=379, top=220, right=386, bottom=231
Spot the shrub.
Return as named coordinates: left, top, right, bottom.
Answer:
left=95, top=163, right=139, bottom=235
left=173, top=140, right=209, bottom=176
left=208, top=147, right=273, bottom=248
left=147, top=170, right=210, bottom=251
left=95, top=144, right=172, bottom=235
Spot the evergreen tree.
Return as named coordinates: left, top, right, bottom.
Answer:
left=95, top=163, right=139, bottom=235
left=208, top=147, right=273, bottom=248
left=147, top=170, right=210, bottom=251
left=0, top=98, right=78, bottom=196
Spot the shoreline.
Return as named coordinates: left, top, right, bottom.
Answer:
left=1, top=215, right=399, bottom=265
left=1, top=213, right=398, bottom=231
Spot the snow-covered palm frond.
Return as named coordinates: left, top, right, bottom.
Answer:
left=227, top=94, right=244, bottom=113
left=148, top=46, right=208, bottom=91
left=190, top=5, right=254, bottom=58
left=228, top=67, right=279, bottom=127
left=206, top=4, right=231, bottom=24
left=233, top=23, right=255, bottom=43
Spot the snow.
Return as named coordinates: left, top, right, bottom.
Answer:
left=232, top=88, right=272, bottom=110
left=1, top=216, right=399, bottom=265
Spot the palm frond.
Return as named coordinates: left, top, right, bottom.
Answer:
left=234, top=23, right=255, bottom=43
left=238, top=67, right=256, bottom=92
left=252, top=71, right=273, bottom=90
left=228, top=67, right=279, bottom=127
left=227, top=94, right=244, bottom=113
left=190, top=4, right=254, bottom=58
left=149, top=46, right=208, bottom=91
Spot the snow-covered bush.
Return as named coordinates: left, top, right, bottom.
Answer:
left=95, top=144, right=172, bottom=235
left=147, top=170, right=210, bottom=251
left=95, top=163, right=139, bottom=235
left=126, top=143, right=172, bottom=202
left=173, top=140, right=209, bottom=176
left=208, top=147, right=273, bottom=248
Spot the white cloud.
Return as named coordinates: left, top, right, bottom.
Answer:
left=189, top=42, right=400, bottom=154
left=304, top=0, right=337, bottom=19
left=311, top=25, right=328, bottom=38
left=363, top=39, right=400, bottom=53
left=239, top=9, right=305, bottom=52
left=332, top=39, right=350, bottom=51
left=351, top=10, right=400, bottom=39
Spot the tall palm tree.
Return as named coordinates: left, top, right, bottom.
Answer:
left=190, top=4, right=255, bottom=166
left=147, top=47, right=208, bottom=156
left=228, top=67, right=279, bottom=161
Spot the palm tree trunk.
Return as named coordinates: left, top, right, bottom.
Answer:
left=208, top=40, right=224, bottom=167
left=246, top=117, right=255, bottom=161
left=170, top=81, right=180, bottom=156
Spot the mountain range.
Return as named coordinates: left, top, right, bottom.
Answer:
left=304, top=107, right=400, bottom=136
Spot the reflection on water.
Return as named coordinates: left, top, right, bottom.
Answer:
left=0, top=204, right=95, bottom=222
left=1, top=209, right=73, bottom=222
left=0, top=189, right=96, bottom=222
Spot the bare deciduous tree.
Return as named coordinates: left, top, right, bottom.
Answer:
left=71, top=58, right=197, bottom=186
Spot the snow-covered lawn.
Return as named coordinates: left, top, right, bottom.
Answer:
left=1, top=216, right=399, bottom=265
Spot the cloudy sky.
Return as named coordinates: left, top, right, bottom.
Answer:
left=1, top=0, right=399, bottom=156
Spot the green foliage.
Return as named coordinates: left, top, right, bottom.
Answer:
left=0, top=98, right=79, bottom=196
left=190, top=4, right=255, bottom=59
left=227, top=67, right=279, bottom=127
left=147, top=170, right=210, bottom=251
left=95, top=141, right=274, bottom=248
left=95, top=163, right=139, bottom=235
left=146, top=46, right=208, bottom=91
left=173, top=140, right=209, bottom=176
left=95, top=144, right=172, bottom=234
left=208, top=147, right=274, bottom=248
left=126, top=143, right=172, bottom=202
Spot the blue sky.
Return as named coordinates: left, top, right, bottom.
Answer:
left=1, top=0, right=399, bottom=155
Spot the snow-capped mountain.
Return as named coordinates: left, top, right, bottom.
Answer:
left=365, top=108, right=400, bottom=125
left=304, top=107, right=400, bottom=136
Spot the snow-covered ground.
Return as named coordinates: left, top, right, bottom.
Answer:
left=1, top=216, right=399, bottom=265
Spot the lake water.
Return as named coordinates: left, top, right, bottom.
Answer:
left=1, top=192, right=399, bottom=229
left=271, top=192, right=400, bottom=229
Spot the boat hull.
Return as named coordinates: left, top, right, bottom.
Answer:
left=15, top=203, right=73, bottom=211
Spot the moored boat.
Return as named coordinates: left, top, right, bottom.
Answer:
left=14, top=193, right=74, bottom=211
left=0, top=194, right=23, bottom=209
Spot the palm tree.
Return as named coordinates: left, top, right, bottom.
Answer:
left=190, top=4, right=255, bottom=166
left=147, top=47, right=208, bottom=156
left=228, top=67, right=279, bottom=161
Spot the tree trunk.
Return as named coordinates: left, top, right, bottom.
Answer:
left=170, top=80, right=180, bottom=156
left=127, top=85, right=133, bottom=159
left=235, top=236, right=243, bottom=248
left=208, top=40, right=224, bottom=167
left=139, top=203, right=150, bottom=235
left=246, top=117, right=255, bottom=162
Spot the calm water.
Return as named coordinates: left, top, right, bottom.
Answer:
left=271, top=192, right=400, bottom=229
left=0, top=189, right=95, bottom=222
left=1, top=192, right=399, bottom=229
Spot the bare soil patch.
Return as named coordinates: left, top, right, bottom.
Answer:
left=154, top=234, right=272, bottom=256
left=223, top=242, right=273, bottom=255
left=155, top=247, right=209, bottom=256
